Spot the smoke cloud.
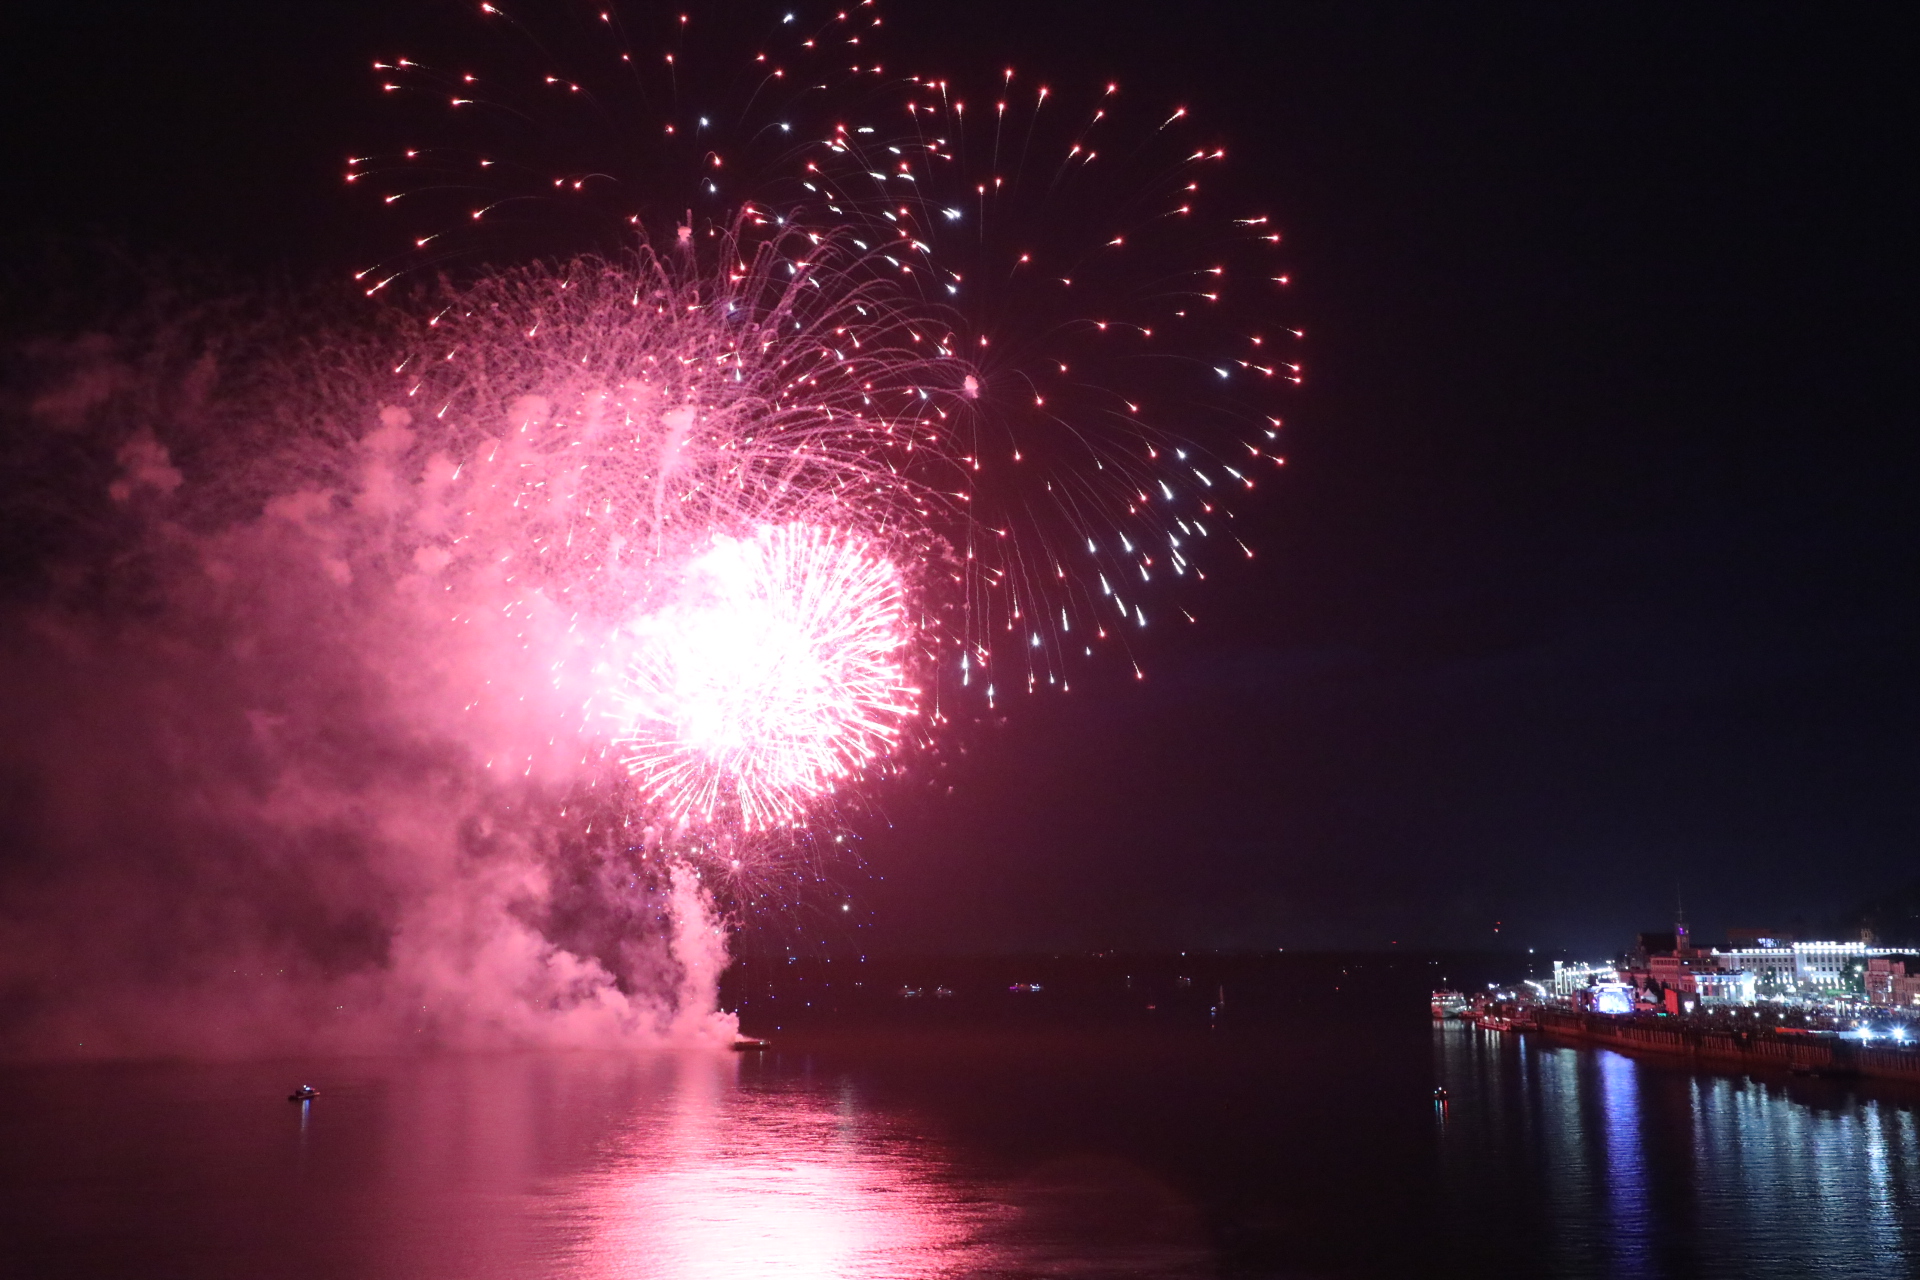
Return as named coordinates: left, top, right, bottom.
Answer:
left=0, top=268, right=750, bottom=1060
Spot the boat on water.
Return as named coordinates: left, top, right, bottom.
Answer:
left=1431, top=990, right=1470, bottom=1020
left=288, top=1085, right=318, bottom=1103
left=730, top=1036, right=771, bottom=1052
left=1471, top=999, right=1539, bottom=1032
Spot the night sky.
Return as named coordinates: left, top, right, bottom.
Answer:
left=4, top=2, right=1914, bottom=959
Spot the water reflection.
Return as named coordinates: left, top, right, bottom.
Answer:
left=7, top=1026, right=1915, bottom=1279
left=1435, top=1023, right=1920, bottom=1279
left=1593, top=1050, right=1650, bottom=1276
left=555, top=1053, right=994, bottom=1279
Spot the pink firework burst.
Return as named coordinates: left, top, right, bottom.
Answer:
left=611, top=522, right=920, bottom=831
left=343, top=1, right=1297, bottom=846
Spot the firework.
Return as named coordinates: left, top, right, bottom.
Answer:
left=346, top=2, right=1298, bottom=836
left=0, top=4, right=1306, bottom=1053
left=359, top=229, right=956, bottom=609
left=278, top=230, right=963, bottom=838
left=350, top=1, right=893, bottom=280
left=612, top=522, right=917, bottom=832
left=804, top=70, right=1296, bottom=694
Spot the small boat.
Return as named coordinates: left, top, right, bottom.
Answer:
left=288, top=1085, right=319, bottom=1102
left=1432, top=1086, right=1449, bottom=1101
left=730, top=1036, right=771, bottom=1052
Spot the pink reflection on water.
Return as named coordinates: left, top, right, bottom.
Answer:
left=553, top=1052, right=997, bottom=1279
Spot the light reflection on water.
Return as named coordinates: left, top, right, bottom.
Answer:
left=1435, top=1021, right=1920, bottom=1279
left=0, top=1045, right=1212, bottom=1280
left=552, top=1054, right=999, bottom=1279
left=4, top=1026, right=1919, bottom=1278
left=541, top=1051, right=1211, bottom=1279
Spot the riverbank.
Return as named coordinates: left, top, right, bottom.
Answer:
left=1535, top=1007, right=1920, bottom=1086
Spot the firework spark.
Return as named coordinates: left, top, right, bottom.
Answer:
left=345, top=0, right=1298, bottom=839
left=611, top=522, right=917, bottom=832
left=278, top=231, right=962, bottom=838
left=807, top=70, right=1296, bottom=692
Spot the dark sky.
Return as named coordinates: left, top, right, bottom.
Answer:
left=4, top=2, right=1915, bottom=958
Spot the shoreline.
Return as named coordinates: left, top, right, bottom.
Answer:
left=1531, top=1007, right=1920, bottom=1087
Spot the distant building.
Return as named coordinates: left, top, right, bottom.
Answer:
left=1617, top=921, right=1737, bottom=1009
left=1598, top=921, right=1920, bottom=1011
left=1711, top=940, right=1912, bottom=995
left=1867, top=956, right=1920, bottom=1009
left=1710, top=945, right=1796, bottom=992
left=1644, top=949, right=1755, bottom=1007
left=1695, top=967, right=1757, bottom=1005
left=1608, top=918, right=1920, bottom=1006
left=1549, top=960, right=1617, bottom=999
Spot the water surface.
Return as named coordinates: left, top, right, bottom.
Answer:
left=3, top=1007, right=1917, bottom=1277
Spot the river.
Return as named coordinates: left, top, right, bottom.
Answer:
left=2, top=965, right=1916, bottom=1278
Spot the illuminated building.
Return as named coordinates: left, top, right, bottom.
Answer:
left=1866, top=956, right=1920, bottom=1009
